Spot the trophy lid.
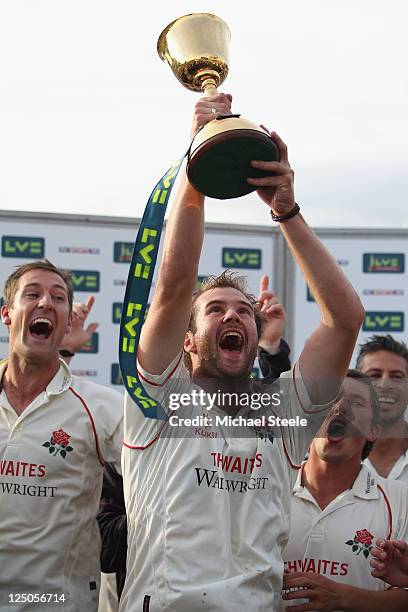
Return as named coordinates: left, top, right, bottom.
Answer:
left=157, top=13, right=231, bottom=92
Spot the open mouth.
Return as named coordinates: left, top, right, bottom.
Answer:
left=218, top=330, right=244, bottom=353
left=29, top=317, right=54, bottom=339
left=327, top=417, right=348, bottom=442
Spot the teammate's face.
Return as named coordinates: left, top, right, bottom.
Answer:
left=358, top=351, right=408, bottom=426
left=312, top=377, right=378, bottom=464
left=185, top=287, right=258, bottom=379
left=1, top=269, right=72, bottom=365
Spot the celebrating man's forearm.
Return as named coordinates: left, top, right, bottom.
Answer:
left=248, top=132, right=364, bottom=400
left=279, top=214, right=363, bottom=333
left=138, top=93, right=232, bottom=375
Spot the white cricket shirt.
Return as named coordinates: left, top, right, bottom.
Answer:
left=280, top=463, right=408, bottom=609
left=364, top=453, right=408, bottom=484
left=0, top=360, right=123, bottom=612
left=121, top=353, right=333, bottom=612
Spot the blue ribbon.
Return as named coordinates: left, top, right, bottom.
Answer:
left=119, top=156, right=186, bottom=420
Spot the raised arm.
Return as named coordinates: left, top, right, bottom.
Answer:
left=138, top=94, right=232, bottom=375
left=248, top=132, right=364, bottom=402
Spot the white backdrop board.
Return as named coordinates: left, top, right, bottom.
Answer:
left=0, top=211, right=279, bottom=389
left=3, top=214, right=406, bottom=388
left=288, top=229, right=408, bottom=365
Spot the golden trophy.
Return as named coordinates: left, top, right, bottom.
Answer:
left=157, top=13, right=279, bottom=200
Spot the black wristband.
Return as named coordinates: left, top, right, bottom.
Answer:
left=59, top=349, right=75, bottom=358
left=270, top=203, right=300, bottom=223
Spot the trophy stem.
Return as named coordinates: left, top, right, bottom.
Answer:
left=193, top=69, right=220, bottom=97
left=202, top=78, right=219, bottom=97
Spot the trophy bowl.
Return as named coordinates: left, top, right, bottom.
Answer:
left=158, top=13, right=279, bottom=200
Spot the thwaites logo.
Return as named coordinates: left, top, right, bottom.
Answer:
left=77, top=332, right=99, bottom=354
left=114, top=242, right=134, bottom=263
left=222, top=248, right=262, bottom=269
left=363, top=253, right=405, bottom=273
left=71, top=270, right=100, bottom=292
left=112, top=302, right=123, bottom=324
left=111, top=363, right=123, bottom=386
left=2, top=236, right=44, bottom=259
left=363, top=312, right=404, bottom=332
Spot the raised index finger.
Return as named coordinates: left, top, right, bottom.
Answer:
left=85, top=296, right=95, bottom=312
left=259, top=275, right=269, bottom=294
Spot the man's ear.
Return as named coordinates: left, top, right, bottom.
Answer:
left=184, top=331, right=197, bottom=355
left=1, top=305, right=11, bottom=326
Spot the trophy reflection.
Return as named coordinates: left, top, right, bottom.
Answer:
left=158, top=13, right=279, bottom=200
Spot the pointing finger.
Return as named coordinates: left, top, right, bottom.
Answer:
left=86, top=296, right=95, bottom=311
left=260, top=275, right=269, bottom=294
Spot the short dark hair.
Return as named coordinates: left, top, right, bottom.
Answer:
left=183, top=271, right=265, bottom=373
left=3, top=260, right=73, bottom=312
left=356, top=335, right=408, bottom=370
left=346, top=368, right=380, bottom=460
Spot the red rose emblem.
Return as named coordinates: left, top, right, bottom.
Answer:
left=355, top=529, right=374, bottom=546
left=51, top=428, right=71, bottom=447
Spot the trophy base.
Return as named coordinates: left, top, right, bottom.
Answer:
left=187, top=128, right=280, bottom=200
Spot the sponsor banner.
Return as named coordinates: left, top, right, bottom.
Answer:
left=0, top=213, right=277, bottom=387
left=112, top=302, right=123, bottom=324
left=292, top=235, right=408, bottom=364
left=58, top=246, right=100, bottom=254
left=363, top=311, right=404, bottom=332
left=71, top=270, right=100, bottom=292
left=222, top=247, right=262, bottom=270
left=2, top=236, right=45, bottom=259
left=77, top=332, right=99, bottom=354
left=114, top=242, right=134, bottom=263
left=363, top=289, right=404, bottom=296
left=71, top=370, right=98, bottom=377
left=363, top=253, right=405, bottom=273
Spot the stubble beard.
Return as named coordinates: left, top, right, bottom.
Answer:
left=14, top=331, right=58, bottom=369
left=379, top=408, right=407, bottom=429
left=195, top=335, right=257, bottom=382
